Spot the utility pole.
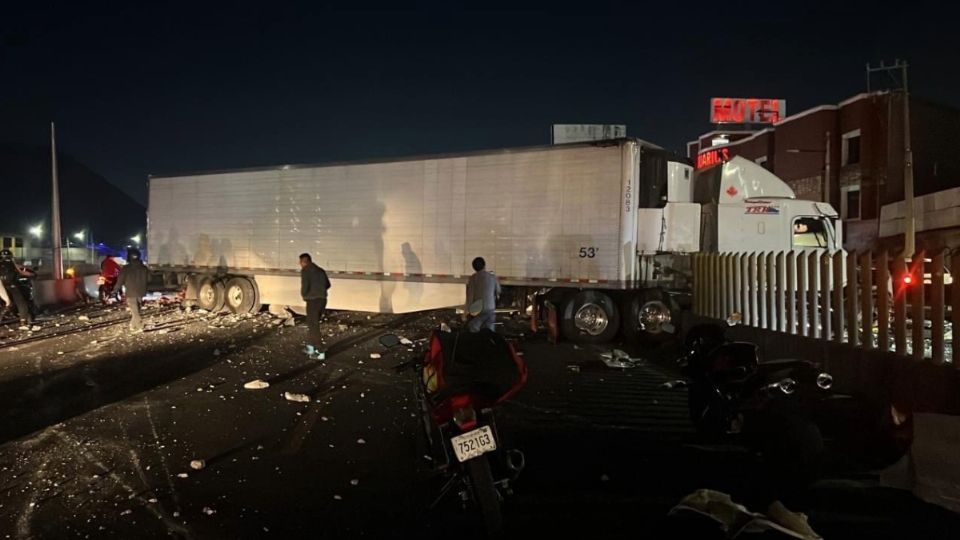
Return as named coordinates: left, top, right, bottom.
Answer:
left=866, top=60, right=914, bottom=256
left=901, top=63, right=915, bottom=257
left=51, top=122, right=64, bottom=279
left=824, top=130, right=831, bottom=207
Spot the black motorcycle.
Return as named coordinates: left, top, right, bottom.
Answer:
left=678, top=316, right=836, bottom=442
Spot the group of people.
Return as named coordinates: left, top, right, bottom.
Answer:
left=0, top=246, right=150, bottom=331
left=298, top=254, right=501, bottom=358
left=7, top=244, right=500, bottom=349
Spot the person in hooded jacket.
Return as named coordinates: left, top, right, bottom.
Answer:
left=114, top=247, right=151, bottom=331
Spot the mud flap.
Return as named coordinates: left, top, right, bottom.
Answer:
left=545, top=301, right=559, bottom=343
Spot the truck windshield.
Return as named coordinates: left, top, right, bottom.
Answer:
left=792, top=217, right=829, bottom=248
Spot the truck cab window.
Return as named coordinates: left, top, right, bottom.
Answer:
left=792, top=217, right=828, bottom=248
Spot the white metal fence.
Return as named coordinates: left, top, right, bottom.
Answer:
left=692, top=249, right=956, bottom=366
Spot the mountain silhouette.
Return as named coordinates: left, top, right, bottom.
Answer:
left=0, top=143, right=144, bottom=247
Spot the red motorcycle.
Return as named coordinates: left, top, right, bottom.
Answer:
left=98, top=256, right=124, bottom=304
left=385, top=329, right=527, bottom=537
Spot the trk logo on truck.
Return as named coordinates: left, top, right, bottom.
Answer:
left=745, top=205, right=780, bottom=214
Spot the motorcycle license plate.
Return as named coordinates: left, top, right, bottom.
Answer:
left=451, top=426, right=497, bottom=463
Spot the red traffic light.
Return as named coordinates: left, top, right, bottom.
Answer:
left=903, top=274, right=914, bottom=286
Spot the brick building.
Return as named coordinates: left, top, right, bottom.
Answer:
left=688, top=92, right=960, bottom=251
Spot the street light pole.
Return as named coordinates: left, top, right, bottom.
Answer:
left=51, top=122, right=64, bottom=280
left=902, top=62, right=915, bottom=257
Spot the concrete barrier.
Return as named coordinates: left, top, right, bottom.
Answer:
left=35, top=276, right=97, bottom=307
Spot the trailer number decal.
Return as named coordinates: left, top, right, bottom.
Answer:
left=624, top=179, right=632, bottom=213
left=745, top=206, right=779, bottom=214
left=579, top=247, right=598, bottom=258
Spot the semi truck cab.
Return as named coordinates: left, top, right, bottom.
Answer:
left=639, top=155, right=843, bottom=255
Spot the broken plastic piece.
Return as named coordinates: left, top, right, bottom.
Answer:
left=190, top=460, right=206, bottom=470
left=244, top=379, right=270, bottom=390
left=284, top=392, right=311, bottom=403
left=599, top=349, right=643, bottom=369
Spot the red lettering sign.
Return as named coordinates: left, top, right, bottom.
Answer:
left=711, top=98, right=785, bottom=124
left=696, top=147, right=730, bottom=170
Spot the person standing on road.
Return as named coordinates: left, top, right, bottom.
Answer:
left=114, top=247, right=150, bottom=331
left=465, top=256, right=501, bottom=332
left=300, top=253, right=331, bottom=359
left=0, top=249, right=36, bottom=326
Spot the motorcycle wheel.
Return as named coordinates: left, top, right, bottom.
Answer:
left=465, top=455, right=503, bottom=536
left=98, top=285, right=109, bottom=304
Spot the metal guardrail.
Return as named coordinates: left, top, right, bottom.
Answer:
left=693, top=249, right=957, bottom=366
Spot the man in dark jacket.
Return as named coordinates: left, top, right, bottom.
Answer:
left=300, top=253, right=330, bottom=358
left=0, top=249, right=35, bottom=325
left=114, top=247, right=150, bottom=331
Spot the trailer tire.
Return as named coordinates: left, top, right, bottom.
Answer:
left=225, top=277, right=259, bottom=314
left=623, top=289, right=675, bottom=344
left=197, top=277, right=226, bottom=312
left=560, top=290, right=620, bottom=344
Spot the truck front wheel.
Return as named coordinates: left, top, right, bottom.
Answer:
left=560, top=290, right=620, bottom=344
left=623, top=290, right=675, bottom=344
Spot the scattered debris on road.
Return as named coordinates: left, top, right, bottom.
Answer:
left=244, top=379, right=270, bottom=390
left=600, top=349, right=644, bottom=369
left=284, top=392, right=311, bottom=403
left=190, top=460, right=206, bottom=470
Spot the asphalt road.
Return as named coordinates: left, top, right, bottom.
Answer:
left=0, top=303, right=958, bottom=539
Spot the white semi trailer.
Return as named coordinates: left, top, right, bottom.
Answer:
left=147, top=138, right=841, bottom=343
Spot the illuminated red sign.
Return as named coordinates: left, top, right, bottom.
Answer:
left=711, top=98, right=786, bottom=124
left=697, top=147, right=729, bottom=169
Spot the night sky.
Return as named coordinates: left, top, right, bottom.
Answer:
left=2, top=1, right=957, bottom=204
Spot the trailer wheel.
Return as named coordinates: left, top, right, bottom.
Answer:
left=560, top=290, right=620, bottom=344
left=225, top=277, right=259, bottom=314
left=623, top=289, right=675, bottom=344
left=197, top=277, right=226, bottom=312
